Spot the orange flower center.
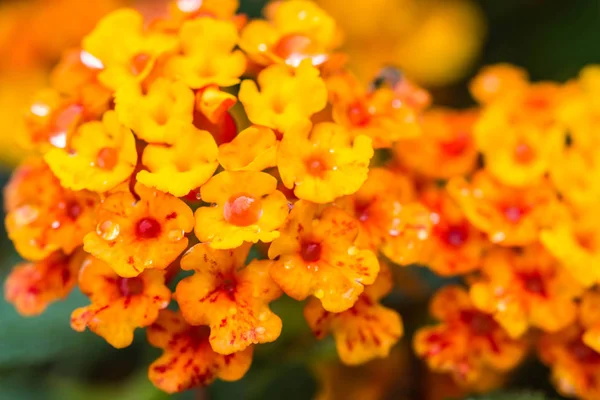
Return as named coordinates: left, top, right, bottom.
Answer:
left=347, top=101, right=371, bottom=127
left=519, top=271, right=547, bottom=297
left=513, top=142, right=536, bottom=164
left=219, top=278, right=237, bottom=301
left=272, top=34, right=313, bottom=60
left=460, top=310, right=496, bottom=336
left=305, top=153, right=331, bottom=178
left=354, top=201, right=372, bottom=222
left=501, top=204, right=529, bottom=224
left=300, top=240, right=322, bottom=263
left=135, top=217, right=162, bottom=239
left=119, top=277, right=144, bottom=296
left=440, top=132, right=471, bottom=157
left=570, top=338, right=600, bottom=365
left=96, top=147, right=119, bottom=170
left=524, top=94, right=550, bottom=111
left=223, top=193, right=263, bottom=226
left=130, top=53, right=151, bottom=76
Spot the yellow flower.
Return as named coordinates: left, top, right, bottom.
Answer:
left=278, top=122, right=373, bottom=203
left=218, top=125, right=278, bottom=171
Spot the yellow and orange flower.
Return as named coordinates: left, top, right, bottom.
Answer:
left=304, top=262, right=402, bottom=365
left=176, top=243, right=282, bottom=354
left=71, top=255, right=171, bottom=348
left=549, top=147, right=600, bottom=211
left=470, top=246, right=583, bottom=338
left=239, top=60, right=328, bottom=134
left=269, top=200, right=379, bottom=312
left=395, top=108, right=479, bottom=180
left=469, top=64, right=529, bottom=106
left=218, top=125, right=278, bottom=172
left=539, top=325, right=600, bottom=400
left=115, top=78, right=195, bottom=144
left=82, top=9, right=178, bottom=90
left=580, top=290, right=600, bottom=354
left=327, top=71, right=425, bottom=148
left=5, top=250, right=86, bottom=316
left=5, top=158, right=98, bottom=260
left=414, top=286, right=528, bottom=387
left=239, top=0, right=339, bottom=67
left=136, top=123, right=219, bottom=196
left=194, top=171, right=289, bottom=249
left=165, top=17, right=246, bottom=89
left=148, top=309, right=253, bottom=393
left=419, top=186, right=488, bottom=276
left=44, top=111, right=137, bottom=193
left=448, top=171, right=565, bottom=246
left=277, top=122, right=373, bottom=203
left=83, top=184, right=194, bottom=277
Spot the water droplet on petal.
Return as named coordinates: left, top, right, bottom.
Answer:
left=96, top=220, right=120, bottom=240
left=14, top=205, right=39, bottom=225
left=167, top=229, right=184, bottom=242
left=255, top=326, right=266, bottom=335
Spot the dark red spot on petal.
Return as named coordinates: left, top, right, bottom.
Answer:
left=135, top=217, right=162, bottom=239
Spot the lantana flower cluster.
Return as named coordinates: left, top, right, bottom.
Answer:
left=3, top=1, right=600, bottom=398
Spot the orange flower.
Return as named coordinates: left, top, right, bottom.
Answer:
left=470, top=246, right=583, bottom=338
left=167, top=0, right=240, bottom=22
left=195, top=85, right=237, bottom=124
left=539, top=325, right=600, bottom=400
left=395, top=108, right=478, bottom=179
left=71, top=255, right=171, bottom=348
left=277, top=122, right=373, bottom=203
left=469, top=64, right=529, bottom=105
left=44, top=111, right=137, bottom=193
left=268, top=200, right=379, bottom=312
left=148, top=309, right=253, bottom=393
left=541, top=209, right=600, bottom=287
left=327, top=71, right=424, bottom=148
left=218, top=125, right=278, bottom=171
left=239, top=0, right=338, bottom=67
left=83, top=184, right=194, bottom=277
left=194, top=171, right=289, bottom=249
left=5, top=251, right=85, bottom=316
left=580, top=290, right=600, bottom=354
left=414, top=286, right=527, bottom=387
left=115, top=78, right=195, bottom=144
left=419, top=186, right=488, bottom=276
left=476, top=123, right=564, bottom=188
left=165, top=17, right=246, bottom=89
left=176, top=243, right=282, bottom=354
left=5, top=158, right=98, bottom=260
left=136, top=124, right=219, bottom=196
left=304, top=262, right=403, bottom=365
left=82, top=9, right=178, bottom=90
left=448, top=171, right=565, bottom=246
left=239, top=60, right=328, bottom=134
left=334, top=167, right=415, bottom=251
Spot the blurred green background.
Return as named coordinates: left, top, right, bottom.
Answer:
left=0, top=0, right=599, bottom=399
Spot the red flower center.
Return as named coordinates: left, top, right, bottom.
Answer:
left=442, top=223, right=470, bottom=247
left=223, top=193, right=263, bottom=226
left=354, top=201, right=372, bottom=223
left=135, top=217, right=162, bottom=239
left=130, top=53, right=151, bottom=76
left=460, top=310, right=496, bottom=336
left=502, top=204, right=529, bottom=224
left=305, top=154, right=331, bottom=178
left=64, top=200, right=82, bottom=221
left=513, top=142, right=536, bottom=164
left=440, top=132, right=471, bottom=157
left=119, top=277, right=144, bottom=296
left=96, top=147, right=119, bottom=170
left=301, top=241, right=322, bottom=263
left=347, top=101, right=371, bottom=127
left=519, top=271, right=547, bottom=297
left=273, top=34, right=313, bottom=61
left=570, top=338, right=600, bottom=365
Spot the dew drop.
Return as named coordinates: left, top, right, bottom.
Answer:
left=255, top=326, right=266, bottom=335
left=96, top=220, right=120, bottom=240
left=167, top=229, right=184, bottom=242
left=14, top=205, right=39, bottom=225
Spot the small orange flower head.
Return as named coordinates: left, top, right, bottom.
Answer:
left=84, top=184, right=194, bottom=277
left=269, top=200, right=379, bottom=312
left=115, top=78, right=195, bottom=144
left=136, top=124, right=219, bottom=196
left=176, top=243, right=282, bottom=354
left=5, top=251, right=85, bottom=316
left=239, top=60, right=328, bottom=134
left=71, top=255, right=171, bottom=348
left=194, top=171, right=289, bottom=249
left=580, top=290, right=600, bottom=354
left=304, top=262, right=403, bottom=365
left=420, top=186, right=488, bottom=276
left=469, top=64, right=529, bottom=105
left=470, top=246, right=583, bottom=338
left=5, top=158, right=98, bottom=260
left=278, top=122, right=374, bottom=204
left=239, top=0, right=338, bottom=67
left=166, top=17, right=246, bottom=89
left=82, top=9, right=178, bottom=90
left=148, top=309, right=253, bottom=393
left=218, top=125, right=278, bottom=172
left=44, top=111, right=137, bottom=193
left=395, top=108, right=479, bottom=179
left=414, top=286, right=528, bottom=387
left=448, top=171, right=565, bottom=246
